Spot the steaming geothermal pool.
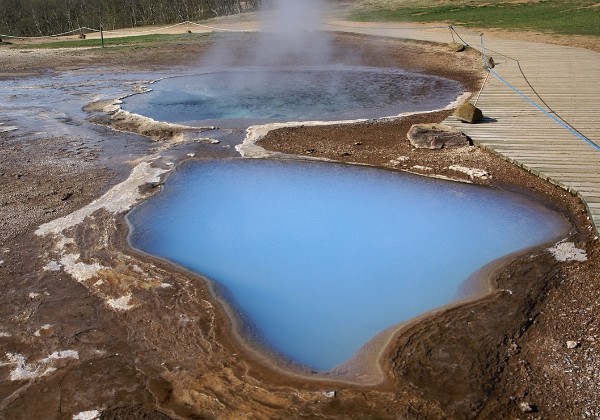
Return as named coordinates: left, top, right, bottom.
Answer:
left=128, top=159, right=567, bottom=371
left=121, top=67, right=462, bottom=124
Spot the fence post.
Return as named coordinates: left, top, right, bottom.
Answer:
left=100, top=24, right=104, bottom=48
left=480, top=33, right=487, bottom=68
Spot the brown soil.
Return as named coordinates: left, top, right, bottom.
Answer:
left=1, top=31, right=599, bottom=419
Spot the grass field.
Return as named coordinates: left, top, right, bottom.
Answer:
left=10, top=32, right=212, bottom=49
left=350, top=0, right=600, bottom=36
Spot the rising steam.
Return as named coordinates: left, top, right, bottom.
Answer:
left=256, top=0, right=332, bottom=66
left=202, top=0, right=333, bottom=68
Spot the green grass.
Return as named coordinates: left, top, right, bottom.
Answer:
left=350, top=1, right=600, bottom=36
left=13, top=32, right=212, bottom=49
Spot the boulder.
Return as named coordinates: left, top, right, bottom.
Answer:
left=448, top=42, right=466, bottom=52
left=453, top=102, right=483, bottom=124
left=407, top=123, right=470, bottom=149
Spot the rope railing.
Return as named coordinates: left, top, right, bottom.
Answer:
left=434, top=24, right=599, bottom=151
left=485, top=67, right=600, bottom=152
left=466, top=34, right=600, bottom=148
left=449, top=26, right=469, bottom=47
left=0, top=27, right=95, bottom=39
left=0, top=20, right=246, bottom=39
left=98, top=20, right=247, bottom=36
left=477, top=41, right=564, bottom=120
left=186, top=21, right=249, bottom=33
left=326, top=21, right=450, bottom=31
left=477, top=33, right=599, bottom=151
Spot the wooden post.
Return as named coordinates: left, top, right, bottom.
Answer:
left=100, top=24, right=104, bottom=48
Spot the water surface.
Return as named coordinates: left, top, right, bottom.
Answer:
left=128, top=159, right=567, bottom=371
left=122, top=67, right=462, bottom=124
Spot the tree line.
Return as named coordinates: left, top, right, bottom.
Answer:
left=0, top=0, right=263, bottom=37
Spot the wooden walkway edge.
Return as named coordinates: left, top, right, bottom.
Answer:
left=327, top=21, right=600, bottom=237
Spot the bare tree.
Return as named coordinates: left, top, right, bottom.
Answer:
left=0, top=0, right=262, bottom=36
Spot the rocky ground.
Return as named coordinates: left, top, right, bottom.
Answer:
left=0, top=29, right=599, bottom=419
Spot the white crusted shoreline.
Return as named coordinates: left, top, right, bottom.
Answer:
left=35, top=161, right=169, bottom=237
left=236, top=92, right=472, bottom=158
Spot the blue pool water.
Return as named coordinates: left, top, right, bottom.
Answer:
left=128, top=159, right=566, bottom=370
left=122, top=67, right=462, bottom=124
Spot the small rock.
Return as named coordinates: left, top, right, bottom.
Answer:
left=566, top=340, right=580, bottom=349
left=448, top=42, right=466, bottom=52
left=323, top=391, right=336, bottom=398
left=508, top=341, right=520, bottom=355
left=354, top=142, right=362, bottom=146
left=61, top=192, right=73, bottom=201
left=449, top=164, right=490, bottom=180
left=548, top=241, right=587, bottom=262
left=34, top=324, right=55, bottom=337
left=412, top=165, right=433, bottom=171
left=43, top=261, right=62, bottom=272
left=389, top=156, right=410, bottom=166
left=186, top=153, right=196, bottom=157
left=407, top=123, right=470, bottom=149
left=519, top=401, right=536, bottom=413
left=453, top=102, right=483, bottom=124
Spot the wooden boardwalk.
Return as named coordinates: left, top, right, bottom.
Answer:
left=327, top=21, right=600, bottom=236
